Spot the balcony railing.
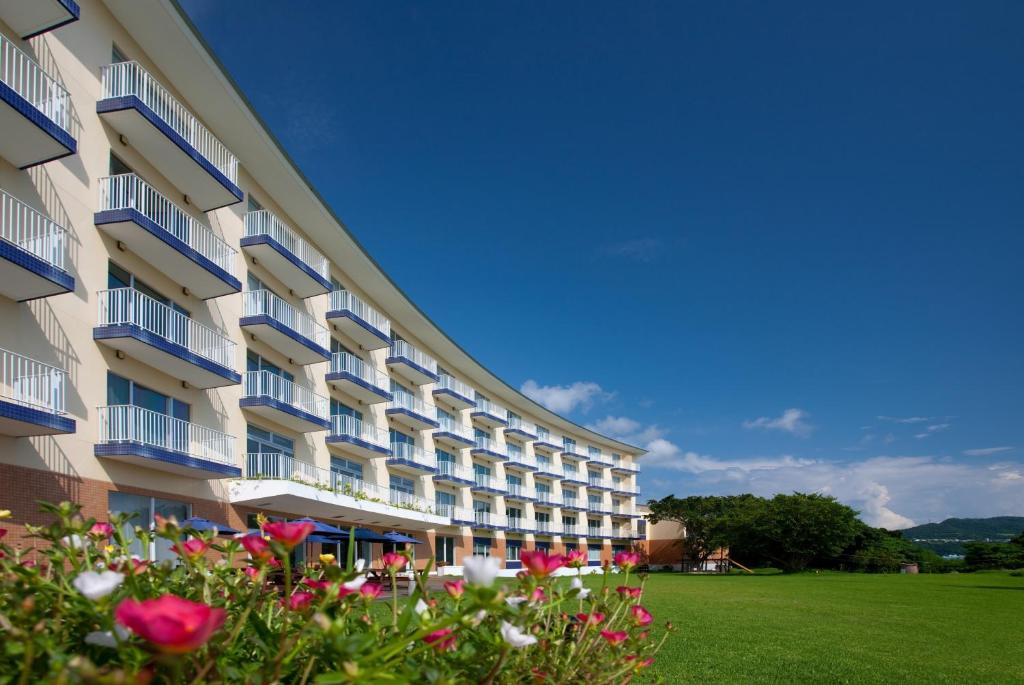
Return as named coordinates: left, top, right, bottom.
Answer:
left=588, top=476, right=612, bottom=489
left=435, top=461, right=474, bottom=482
left=506, top=415, right=537, bottom=435
left=506, top=450, right=537, bottom=469
left=97, top=288, right=235, bottom=369
left=474, top=397, right=507, bottom=422
left=330, top=352, right=389, bottom=391
left=100, top=61, right=236, bottom=183
left=473, top=473, right=506, bottom=492
left=436, top=417, right=474, bottom=442
left=535, top=462, right=563, bottom=479
left=562, top=524, right=580, bottom=536
left=535, top=492, right=561, bottom=507
left=436, top=374, right=475, bottom=401
left=611, top=505, right=633, bottom=516
left=0, top=33, right=71, bottom=134
left=243, top=289, right=328, bottom=349
left=390, top=339, right=437, bottom=375
left=1, top=188, right=67, bottom=272
left=244, top=210, right=329, bottom=280
left=0, top=347, right=67, bottom=414
left=329, top=414, right=390, bottom=450
left=562, top=467, right=585, bottom=481
left=389, top=392, right=436, bottom=419
left=506, top=516, right=533, bottom=531
left=244, top=452, right=436, bottom=514
left=98, top=405, right=234, bottom=466
left=329, top=290, right=391, bottom=338
left=473, top=511, right=505, bottom=528
left=389, top=442, right=437, bottom=469
left=562, top=496, right=582, bottom=509
left=99, top=174, right=235, bottom=274
left=505, top=483, right=535, bottom=500
left=562, top=443, right=587, bottom=458
left=587, top=500, right=607, bottom=513
left=534, top=520, right=555, bottom=534
left=243, top=370, right=328, bottom=420
left=473, top=436, right=507, bottom=458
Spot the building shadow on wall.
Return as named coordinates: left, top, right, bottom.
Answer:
left=27, top=298, right=85, bottom=418
left=26, top=165, right=82, bottom=298
left=27, top=33, right=88, bottom=186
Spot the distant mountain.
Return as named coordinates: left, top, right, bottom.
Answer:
left=899, top=517, right=1024, bottom=556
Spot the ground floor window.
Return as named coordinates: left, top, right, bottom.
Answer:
left=535, top=541, right=551, bottom=552
left=436, top=535, right=455, bottom=565
left=588, top=546, right=602, bottom=564
left=505, top=539, right=522, bottom=562
left=108, top=492, right=189, bottom=563
left=473, top=537, right=491, bottom=557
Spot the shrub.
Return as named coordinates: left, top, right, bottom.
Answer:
left=0, top=503, right=666, bottom=683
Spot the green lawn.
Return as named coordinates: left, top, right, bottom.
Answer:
left=590, top=571, right=1024, bottom=684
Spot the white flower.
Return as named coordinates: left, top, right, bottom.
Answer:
left=505, top=596, right=527, bottom=607
left=342, top=575, right=367, bottom=591
left=354, top=558, right=366, bottom=573
left=571, top=577, right=590, bottom=599
left=84, top=626, right=129, bottom=648
left=73, top=570, right=124, bottom=600
left=471, top=609, right=487, bottom=626
left=463, top=555, right=501, bottom=587
left=500, top=621, right=537, bottom=648
left=414, top=599, right=429, bottom=616
left=61, top=534, right=85, bottom=549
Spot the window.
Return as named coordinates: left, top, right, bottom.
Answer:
left=247, top=194, right=263, bottom=212
left=562, top=516, right=577, bottom=526
left=588, top=547, right=602, bottom=563
left=389, top=475, right=415, bottom=496
left=537, top=455, right=551, bottom=468
left=435, top=536, right=455, bottom=566
left=437, top=407, right=454, bottom=425
left=435, top=491, right=455, bottom=510
left=246, top=351, right=293, bottom=383
left=330, top=455, right=362, bottom=481
left=564, top=543, right=577, bottom=554
left=589, top=495, right=602, bottom=509
left=507, top=474, right=522, bottom=488
left=473, top=538, right=490, bottom=557
left=331, top=399, right=361, bottom=422
left=589, top=446, right=601, bottom=458
left=507, top=506, right=522, bottom=522
left=535, top=541, right=551, bottom=552
left=390, top=428, right=414, bottom=447
left=637, top=520, right=648, bottom=537
left=390, top=379, right=414, bottom=401
left=109, top=262, right=189, bottom=317
left=536, top=425, right=549, bottom=440
left=505, top=540, right=522, bottom=562
left=473, top=500, right=490, bottom=514
left=436, top=449, right=455, bottom=465
left=473, top=463, right=490, bottom=478
left=108, top=372, right=190, bottom=422
left=563, top=437, right=576, bottom=451
left=612, top=453, right=621, bottom=465
left=110, top=153, right=132, bottom=175
left=507, top=443, right=522, bottom=459
left=564, top=463, right=578, bottom=475
left=474, top=427, right=490, bottom=440
left=536, top=512, right=550, bottom=524
left=536, top=483, right=551, bottom=496
left=109, top=492, right=189, bottom=563
left=331, top=338, right=356, bottom=356
left=111, top=45, right=129, bottom=63
left=247, top=424, right=294, bottom=459
left=612, top=545, right=626, bottom=556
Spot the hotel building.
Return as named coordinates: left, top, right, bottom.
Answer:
left=0, top=0, right=644, bottom=570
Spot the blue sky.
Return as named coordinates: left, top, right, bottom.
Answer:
left=181, top=1, right=1023, bottom=528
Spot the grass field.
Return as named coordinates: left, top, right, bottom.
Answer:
left=593, top=571, right=1024, bottom=684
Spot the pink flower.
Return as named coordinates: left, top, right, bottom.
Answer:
left=576, top=612, right=605, bottom=626
left=115, top=595, right=224, bottom=654
left=564, top=550, right=587, bottom=568
left=262, top=521, right=314, bottom=550
left=444, top=579, right=466, bottom=599
left=600, top=629, right=628, bottom=646
left=284, top=592, right=315, bottom=611
left=614, top=551, right=640, bottom=571
left=176, top=538, right=209, bottom=561
left=359, top=583, right=383, bottom=600
left=630, top=605, right=653, bottom=626
left=89, top=522, right=115, bottom=539
left=111, top=558, right=150, bottom=575
left=0, top=528, right=6, bottom=539
left=625, top=655, right=655, bottom=668
left=520, top=550, right=565, bottom=578
left=302, top=578, right=332, bottom=591
left=240, top=534, right=273, bottom=562
left=243, top=567, right=260, bottom=581
left=530, top=587, right=547, bottom=603
left=423, top=628, right=457, bottom=651
left=381, top=552, right=407, bottom=573
left=616, top=585, right=642, bottom=599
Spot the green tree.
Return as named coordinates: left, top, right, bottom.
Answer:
left=646, top=495, right=745, bottom=571
left=964, top=541, right=1024, bottom=570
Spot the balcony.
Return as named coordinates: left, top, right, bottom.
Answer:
left=587, top=475, right=613, bottom=491
left=532, top=435, right=562, bottom=453
left=433, top=418, right=475, bottom=449
left=241, top=210, right=330, bottom=298
left=506, top=516, right=534, bottom=534
left=467, top=509, right=506, bottom=531
left=504, top=483, right=536, bottom=502
left=240, top=290, right=329, bottom=365
left=326, top=290, right=391, bottom=351
left=534, top=462, right=563, bottom=480
left=240, top=370, right=329, bottom=433
left=534, top=492, right=561, bottom=508
left=97, top=61, right=241, bottom=210
left=325, top=413, right=390, bottom=459
left=504, top=416, right=537, bottom=441
left=232, top=452, right=448, bottom=529
left=94, top=288, right=239, bottom=389
left=432, top=373, right=475, bottom=410
left=325, top=352, right=391, bottom=405
left=611, top=460, right=639, bottom=474
left=560, top=496, right=587, bottom=512
left=385, top=393, right=439, bottom=431
left=95, top=404, right=238, bottom=479
left=611, top=482, right=639, bottom=497
left=470, top=472, right=507, bottom=495
left=386, top=339, right=438, bottom=385
left=95, top=174, right=239, bottom=298
left=562, top=524, right=581, bottom=537
left=0, top=33, right=75, bottom=168
left=561, top=469, right=588, bottom=486
left=433, top=460, right=475, bottom=486
left=0, top=0, right=79, bottom=39
left=534, top=520, right=556, bottom=535
left=610, top=506, right=635, bottom=518
left=505, top=450, right=537, bottom=472
left=587, top=500, right=610, bottom=515
left=587, top=527, right=613, bottom=539
left=587, top=452, right=614, bottom=468
left=387, top=442, right=437, bottom=474
left=471, top=436, right=507, bottom=462
left=0, top=347, right=74, bottom=436
left=471, top=397, right=507, bottom=427
left=560, top=444, right=588, bottom=462
left=0, top=188, right=73, bottom=300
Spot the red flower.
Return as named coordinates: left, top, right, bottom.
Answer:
left=359, top=583, right=383, bottom=600
left=302, top=578, right=332, bottom=591
left=381, top=552, right=407, bottom=572
left=576, top=612, right=605, bottom=626
left=616, top=585, right=642, bottom=599
left=115, top=595, right=224, bottom=654
left=423, top=628, right=456, bottom=651
left=625, top=655, right=655, bottom=668
left=630, top=605, right=653, bottom=626
left=530, top=587, right=547, bottom=603
left=600, top=629, right=628, bottom=646
left=0, top=528, right=6, bottom=540
left=520, top=550, right=565, bottom=578
left=284, top=592, right=315, bottom=611
left=564, top=550, right=587, bottom=568
left=614, top=551, right=640, bottom=571
left=88, top=522, right=115, bottom=539
left=262, top=521, right=314, bottom=550
left=111, top=557, right=150, bottom=575
left=243, top=567, right=261, bottom=580
left=240, top=534, right=273, bottom=562
left=444, top=579, right=466, bottom=599
left=176, top=538, right=209, bottom=561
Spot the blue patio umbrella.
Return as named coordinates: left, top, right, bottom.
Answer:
left=382, top=531, right=423, bottom=544
left=351, top=527, right=393, bottom=543
left=292, top=517, right=347, bottom=537
left=180, top=516, right=238, bottom=536
left=307, top=534, right=344, bottom=544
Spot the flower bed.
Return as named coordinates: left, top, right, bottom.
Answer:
left=0, top=502, right=666, bottom=683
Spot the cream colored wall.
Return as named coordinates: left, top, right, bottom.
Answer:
left=0, top=0, right=643, bottom=545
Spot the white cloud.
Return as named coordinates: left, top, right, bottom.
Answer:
left=963, top=446, right=1014, bottom=457
left=742, top=408, right=813, bottom=438
left=520, top=380, right=609, bottom=414
left=599, top=238, right=662, bottom=263
left=914, top=423, right=951, bottom=439
left=877, top=416, right=933, bottom=424
left=587, top=415, right=665, bottom=446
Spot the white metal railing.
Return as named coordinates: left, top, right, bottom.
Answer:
left=99, top=174, right=235, bottom=273
left=535, top=520, right=554, bottom=534
left=587, top=499, right=608, bottom=513
left=506, top=450, right=537, bottom=469
left=243, top=371, right=327, bottom=420
left=244, top=210, right=328, bottom=279
left=436, top=460, right=474, bottom=481
left=473, top=473, right=505, bottom=491
left=243, top=290, right=328, bottom=349
left=0, top=189, right=67, bottom=272
left=535, top=491, right=561, bottom=507
left=535, top=461, right=563, bottom=478
left=100, top=61, right=236, bottom=183
left=562, top=443, right=587, bottom=458
left=562, top=466, right=584, bottom=480
left=389, top=442, right=437, bottom=469
left=437, top=374, right=475, bottom=401
left=506, top=516, right=533, bottom=530
left=474, top=397, right=507, bottom=422
left=435, top=502, right=456, bottom=518
left=99, top=405, right=234, bottom=465
left=562, top=496, right=581, bottom=509
left=588, top=476, right=612, bottom=489
left=436, top=416, right=474, bottom=441
left=97, top=288, right=235, bottom=368
left=389, top=339, right=437, bottom=375
left=330, top=352, right=389, bottom=392
left=562, top=524, right=580, bottom=536
left=473, top=436, right=507, bottom=458
left=452, top=506, right=475, bottom=522
left=588, top=449, right=610, bottom=463
left=507, top=415, right=537, bottom=435
left=535, top=429, right=559, bottom=445
left=329, top=413, right=390, bottom=449
left=505, top=483, right=535, bottom=500
left=0, top=347, right=67, bottom=414
left=329, top=290, right=390, bottom=338
left=389, top=392, right=435, bottom=419
left=244, top=452, right=436, bottom=514
left=611, top=505, right=633, bottom=516
left=472, top=511, right=505, bottom=528
left=0, top=33, right=70, bottom=134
